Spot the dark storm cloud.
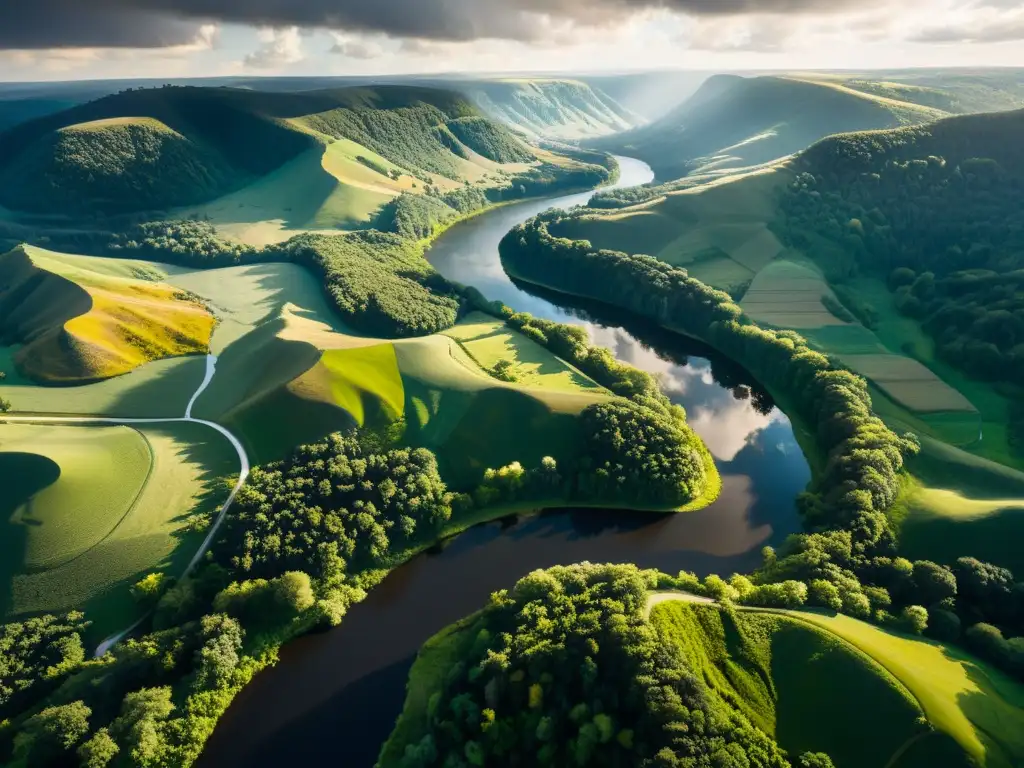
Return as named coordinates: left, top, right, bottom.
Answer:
left=1, top=0, right=866, bottom=49
left=0, top=6, right=202, bottom=49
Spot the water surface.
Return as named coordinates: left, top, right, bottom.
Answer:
left=200, top=157, right=810, bottom=768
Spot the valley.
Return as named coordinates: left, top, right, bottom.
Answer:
left=1, top=64, right=1023, bottom=768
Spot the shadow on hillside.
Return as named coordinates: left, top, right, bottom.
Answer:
left=0, top=452, right=61, bottom=616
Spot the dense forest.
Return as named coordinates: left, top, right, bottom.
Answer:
left=1, top=119, right=237, bottom=215
left=388, top=563, right=820, bottom=768
left=499, top=212, right=1024, bottom=681
left=778, top=108, right=1024, bottom=385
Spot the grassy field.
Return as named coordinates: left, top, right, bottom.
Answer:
left=651, top=599, right=1024, bottom=768
left=196, top=304, right=614, bottom=487
left=549, top=166, right=787, bottom=295
left=0, top=421, right=238, bottom=641
left=0, top=245, right=213, bottom=383
left=769, top=610, right=1024, bottom=768
left=441, top=312, right=606, bottom=394
left=740, top=258, right=848, bottom=328
left=163, top=261, right=355, bottom=353
left=896, top=481, right=1024, bottom=574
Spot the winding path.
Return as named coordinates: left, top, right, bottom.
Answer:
left=1, top=354, right=250, bottom=657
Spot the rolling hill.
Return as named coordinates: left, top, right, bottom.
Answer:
left=0, top=84, right=568, bottom=230
left=587, top=74, right=945, bottom=180
left=457, top=78, right=639, bottom=139
left=0, top=244, right=213, bottom=383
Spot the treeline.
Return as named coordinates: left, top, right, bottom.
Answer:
left=778, top=109, right=1024, bottom=386
left=387, top=563, right=822, bottom=768
left=497, top=211, right=1024, bottom=683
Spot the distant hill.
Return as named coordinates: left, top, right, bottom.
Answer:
left=579, top=71, right=711, bottom=121
left=0, top=84, right=543, bottom=218
left=457, top=78, right=638, bottom=139
left=587, top=74, right=945, bottom=180
left=793, top=69, right=1024, bottom=116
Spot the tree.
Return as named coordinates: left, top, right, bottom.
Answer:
left=13, top=701, right=92, bottom=765
left=927, top=608, right=961, bottom=642
left=798, top=753, right=836, bottom=768
left=912, top=561, right=957, bottom=605
left=78, top=728, right=119, bottom=768
left=900, top=605, right=929, bottom=635
left=130, top=573, right=168, bottom=608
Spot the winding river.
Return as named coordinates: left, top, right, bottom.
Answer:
left=199, top=157, right=811, bottom=767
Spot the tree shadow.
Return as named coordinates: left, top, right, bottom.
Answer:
left=0, top=451, right=61, bottom=616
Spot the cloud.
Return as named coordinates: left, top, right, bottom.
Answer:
left=243, top=27, right=304, bottom=68
left=0, top=6, right=204, bottom=49
left=0, top=0, right=873, bottom=50
left=912, top=11, right=1024, bottom=43
left=329, top=32, right=387, bottom=59
left=685, top=15, right=794, bottom=51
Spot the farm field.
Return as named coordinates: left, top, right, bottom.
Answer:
left=0, top=244, right=214, bottom=383
left=549, top=165, right=787, bottom=295
left=0, top=421, right=237, bottom=640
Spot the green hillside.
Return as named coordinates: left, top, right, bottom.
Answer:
left=792, top=69, right=1024, bottom=115
left=651, top=600, right=1024, bottom=768
left=588, top=74, right=944, bottom=180
left=0, top=84, right=557, bottom=223
left=459, top=78, right=637, bottom=138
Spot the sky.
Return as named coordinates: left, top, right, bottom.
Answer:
left=0, top=0, right=1022, bottom=81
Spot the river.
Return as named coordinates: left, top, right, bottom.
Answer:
left=199, top=157, right=810, bottom=767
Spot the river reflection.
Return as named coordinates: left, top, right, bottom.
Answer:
left=199, top=157, right=811, bottom=768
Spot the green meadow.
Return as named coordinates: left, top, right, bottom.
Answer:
left=650, top=600, right=1024, bottom=768
left=0, top=422, right=237, bottom=641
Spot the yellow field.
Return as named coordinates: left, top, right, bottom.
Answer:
left=441, top=312, right=606, bottom=394
left=0, top=245, right=213, bottom=383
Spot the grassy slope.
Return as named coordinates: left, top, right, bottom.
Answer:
left=651, top=601, right=937, bottom=768
left=772, top=610, right=1024, bottom=768
left=551, top=165, right=788, bottom=287
left=205, top=310, right=612, bottom=486
left=897, top=480, right=1024, bottom=575
left=0, top=84, right=547, bottom=240
left=0, top=245, right=213, bottom=383
left=0, top=422, right=237, bottom=641
left=587, top=75, right=942, bottom=181
left=440, top=311, right=606, bottom=394
left=652, top=600, right=1024, bottom=768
